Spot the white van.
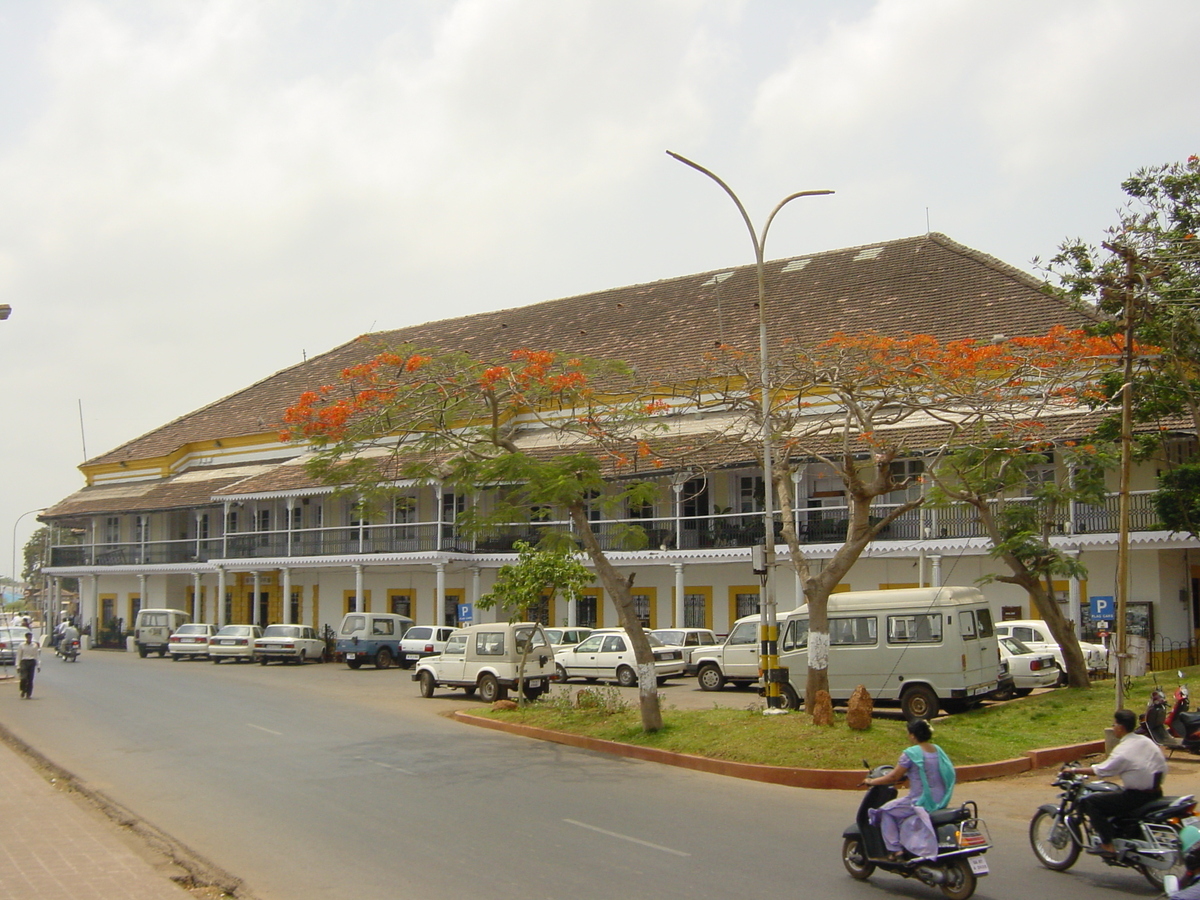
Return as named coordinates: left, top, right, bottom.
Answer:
left=134, top=608, right=192, bottom=658
left=335, top=612, right=415, bottom=669
left=777, top=586, right=1000, bottom=719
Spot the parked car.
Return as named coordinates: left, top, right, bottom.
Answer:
left=413, top=622, right=556, bottom=702
left=335, top=612, right=415, bottom=669
left=398, top=625, right=457, bottom=668
left=688, top=617, right=762, bottom=691
left=993, top=619, right=1107, bottom=679
left=555, top=629, right=685, bottom=686
left=650, top=628, right=719, bottom=673
left=544, top=627, right=594, bottom=651
left=209, top=624, right=263, bottom=663
left=998, top=636, right=1060, bottom=695
left=134, top=608, right=191, bottom=658
left=0, top=627, right=28, bottom=664
left=168, top=623, right=218, bottom=660
left=255, top=624, right=326, bottom=665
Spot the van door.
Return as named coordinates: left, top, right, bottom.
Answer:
left=958, top=607, right=998, bottom=695
left=437, top=632, right=468, bottom=684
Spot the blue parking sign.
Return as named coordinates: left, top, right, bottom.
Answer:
left=458, top=603, right=473, bottom=621
left=1090, top=595, right=1114, bottom=620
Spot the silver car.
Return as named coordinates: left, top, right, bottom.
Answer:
left=254, top=624, right=327, bottom=665
left=209, top=624, right=263, bottom=663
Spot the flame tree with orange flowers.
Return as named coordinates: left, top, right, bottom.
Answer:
left=282, top=344, right=677, bottom=731
left=680, top=326, right=1126, bottom=709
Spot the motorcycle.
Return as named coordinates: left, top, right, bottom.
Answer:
left=59, top=638, right=79, bottom=662
left=1029, top=763, right=1197, bottom=889
left=842, top=763, right=992, bottom=899
left=1138, top=673, right=1200, bottom=755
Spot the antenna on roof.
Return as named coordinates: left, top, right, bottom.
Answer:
left=77, top=399, right=87, bottom=461
left=926, top=207, right=931, bottom=234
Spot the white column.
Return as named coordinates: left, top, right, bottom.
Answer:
left=470, top=566, right=481, bottom=616
left=282, top=567, right=292, bottom=624
left=1068, top=549, right=1082, bottom=631
left=192, top=573, right=202, bottom=621
left=674, top=563, right=685, bottom=628
left=83, top=574, right=98, bottom=646
left=138, top=573, right=147, bottom=610
left=216, top=567, right=227, bottom=627
left=354, top=565, right=364, bottom=613
left=252, top=571, right=262, bottom=625
left=929, top=555, right=942, bottom=588
left=435, top=562, right=446, bottom=625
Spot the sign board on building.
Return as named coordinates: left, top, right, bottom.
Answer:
left=458, top=603, right=473, bottom=622
left=1090, top=595, right=1114, bottom=621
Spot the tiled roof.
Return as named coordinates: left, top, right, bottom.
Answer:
left=84, top=233, right=1096, bottom=467
left=42, top=465, right=284, bottom=519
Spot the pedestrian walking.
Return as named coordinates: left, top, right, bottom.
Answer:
left=16, top=631, right=40, bottom=699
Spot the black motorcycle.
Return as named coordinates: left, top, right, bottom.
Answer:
left=1029, top=764, right=1196, bottom=889
left=842, top=764, right=992, bottom=899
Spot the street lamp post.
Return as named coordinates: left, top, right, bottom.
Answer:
left=667, top=151, right=832, bottom=712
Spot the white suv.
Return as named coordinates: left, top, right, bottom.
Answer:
left=398, top=625, right=457, bottom=668
left=413, top=622, right=556, bottom=703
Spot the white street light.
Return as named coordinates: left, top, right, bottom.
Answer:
left=667, top=150, right=833, bottom=712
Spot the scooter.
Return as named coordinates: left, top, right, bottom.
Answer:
left=1139, top=673, right=1200, bottom=755
left=842, top=763, right=992, bottom=899
left=59, top=639, right=79, bottom=662
left=1029, top=763, right=1196, bottom=890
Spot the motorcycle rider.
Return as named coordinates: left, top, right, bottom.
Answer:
left=1064, top=708, right=1167, bottom=858
left=60, top=619, right=80, bottom=657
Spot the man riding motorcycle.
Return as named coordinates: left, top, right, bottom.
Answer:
left=1064, top=708, right=1168, bottom=858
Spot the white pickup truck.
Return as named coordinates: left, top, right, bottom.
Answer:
left=689, top=618, right=761, bottom=691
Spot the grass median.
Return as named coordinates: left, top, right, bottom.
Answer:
left=475, top=667, right=1193, bottom=769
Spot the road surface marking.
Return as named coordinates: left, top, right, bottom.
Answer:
left=246, top=724, right=283, bottom=735
left=563, top=819, right=690, bottom=856
left=356, top=756, right=415, bottom=776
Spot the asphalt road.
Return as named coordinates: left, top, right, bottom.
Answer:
left=2, top=650, right=1194, bottom=900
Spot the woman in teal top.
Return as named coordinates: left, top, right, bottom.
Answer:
left=863, top=718, right=956, bottom=859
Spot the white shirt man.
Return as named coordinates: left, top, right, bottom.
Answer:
left=15, top=632, right=40, bottom=699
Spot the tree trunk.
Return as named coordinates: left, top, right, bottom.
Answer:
left=568, top=503, right=663, bottom=732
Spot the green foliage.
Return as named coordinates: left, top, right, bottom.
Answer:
left=1154, top=461, right=1200, bottom=538
left=478, top=541, right=594, bottom=622
left=1038, top=154, right=1200, bottom=438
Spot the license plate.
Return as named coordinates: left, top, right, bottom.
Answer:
left=527, top=679, right=542, bottom=688
left=345, top=653, right=356, bottom=659
left=405, top=654, right=420, bottom=660
left=968, top=856, right=989, bottom=875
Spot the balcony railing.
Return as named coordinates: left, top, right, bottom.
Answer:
left=47, top=490, right=1166, bottom=568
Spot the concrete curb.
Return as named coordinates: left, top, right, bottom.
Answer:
left=453, top=711, right=1106, bottom=790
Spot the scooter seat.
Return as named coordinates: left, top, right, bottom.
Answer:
left=929, top=806, right=971, bottom=827
left=1118, top=795, right=1182, bottom=821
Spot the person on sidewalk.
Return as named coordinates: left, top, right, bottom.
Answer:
left=1065, top=708, right=1167, bottom=858
left=16, top=631, right=41, bottom=699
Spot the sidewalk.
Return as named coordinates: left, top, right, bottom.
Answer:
left=0, top=687, right=195, bottom=900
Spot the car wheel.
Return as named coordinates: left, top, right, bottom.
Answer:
left=418, top=670, right=436, bottom=698
left=399, top=659, right=413, bottom=670
left=346, top=658, right=363, bottom=669
left=522, top=681, right=544, bottom=700
left=158, top=648, right=167, bottom=658
left=259, top=657, right=269, bottom=665
left=212, top=657, right=222, bottom=664
left=295, top=651, right=305, bottom=665
left=779, top=682, right=801, bottom=710
left=375, top=648, right=393, bottom=669
left=171, top=654, right=181, bottom=661
left=1014, top=687, right=1033, bottom=697
left=555, top=663, right=570, bottom=683
left=616, top=665, right=638, bottom=688
left=137, top=645, right=148, bottom=658
left=478, top=673, right=507, bottom=703
left=463, top=686, right=476, bottom=697
left=900, top=684, right=939, bottom=720
left=697, top=663, right=725, bottom=691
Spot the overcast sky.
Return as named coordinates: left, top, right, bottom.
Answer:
left=1, top=0, right=1197, bottom=575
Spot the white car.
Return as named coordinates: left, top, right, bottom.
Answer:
left=398, top=625, right=457, bottom=668
left=555, top=629, right=685, bottom=686
left=544, top=627, right=594, bottom=652
left=650, top=628, right=719, bottom=673
left=998, top=636, right=1059, bottom=695
left=254, top=624, right=326, bottom=665
left=209, top=624, right=263, bottom=663
left=993, top=620, right=1106, bottom=678
left=168, top=623, right=218, bottom=660
left=413, top=622, right=556, bottom=702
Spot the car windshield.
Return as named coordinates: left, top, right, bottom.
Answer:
left=175, top=624, right=208, bottom=635
left=406, top=627, right=432, bottom=640
left=341, top=616, right=365, bottom=635
left=653, top=630, right=683, bottom=645
left=646, top=634, right=665, bottom=648
left=515, top=626, right=548, bottom=652
left=544, top=629, right=564, bottom=643
left=263, top=625, right=300, bottom=638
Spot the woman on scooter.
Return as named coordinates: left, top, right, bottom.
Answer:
left=863, top=718, right=957, bottom=860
